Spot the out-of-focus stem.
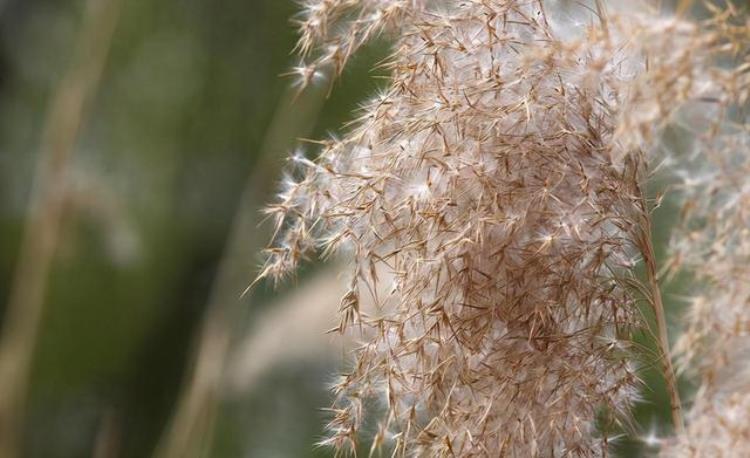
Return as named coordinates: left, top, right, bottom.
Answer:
left=0, top=0, right=121, bottom=456
left=154, top=83, right=328, bottom=458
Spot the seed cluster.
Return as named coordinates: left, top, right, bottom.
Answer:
left=661, top=5, right=750, bottom=454
left=258, top=1, right=749, bottom=456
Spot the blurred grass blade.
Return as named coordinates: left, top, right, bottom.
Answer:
left=0, top=0, right=122, bottom=456
left=155, top=80, right=328, bottom=458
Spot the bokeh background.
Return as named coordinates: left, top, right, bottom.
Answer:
left=0, top=0, right=736, bottom=457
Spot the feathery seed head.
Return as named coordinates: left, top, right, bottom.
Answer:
left=259, top=0, right=750, bottom=456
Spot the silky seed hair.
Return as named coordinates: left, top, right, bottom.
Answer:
left=257, top=1, right=749, bottom=456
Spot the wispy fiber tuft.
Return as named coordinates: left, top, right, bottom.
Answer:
left=258, top=1, right=749, bottom=456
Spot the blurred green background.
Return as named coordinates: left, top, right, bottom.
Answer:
left=0, top=0, right=388, bottom=456
left=0, top=0, right=730, bottom=457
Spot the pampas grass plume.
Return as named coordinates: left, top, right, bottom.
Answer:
left=257, top=1, right=749, bottom=456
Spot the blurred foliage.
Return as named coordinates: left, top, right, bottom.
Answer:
left=0, top=0, right=385, bottom=456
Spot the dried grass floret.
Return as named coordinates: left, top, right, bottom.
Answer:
left=258, top=1, right=749, bottom=456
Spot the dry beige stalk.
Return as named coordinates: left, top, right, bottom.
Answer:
left=155, top=77, right=330, bottom=458
left=228, top=269, right=348, bottom=392
left=0, top=1, right=121, bottom=456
